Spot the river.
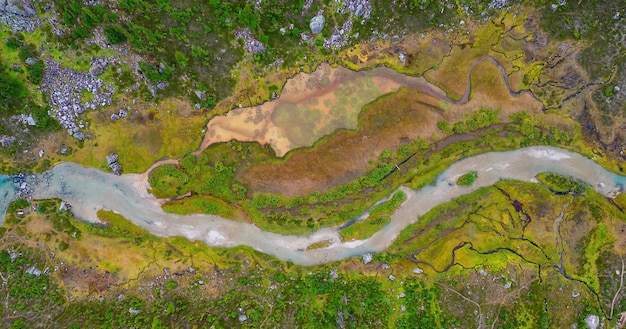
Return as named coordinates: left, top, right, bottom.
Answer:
left=0, top=146, right=623, bottom=265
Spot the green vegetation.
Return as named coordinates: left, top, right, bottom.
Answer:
left=536, top=172, right=588, bottom=194
left=340, top=191, right=406, bottom=241
left=91, top=209, right=155, bottom=244
left=103, top=25, right=128, bottom=45
left=148, top=108, right=580, bottom=235
left=456, top=171, right=477, bottom=186
left=0, top=62, right=28, bottom=113
left=0, top=172, right=621, bottom=328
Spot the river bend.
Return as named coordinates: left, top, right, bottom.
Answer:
left=0, top=146, right=623, bottom=265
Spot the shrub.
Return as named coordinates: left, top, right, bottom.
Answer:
left=103, top=25, right=128, bottom=44
left=457, top=171, right=477, bottom=186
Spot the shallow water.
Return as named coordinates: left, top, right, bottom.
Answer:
left=0, top=146, right=624, bottom=265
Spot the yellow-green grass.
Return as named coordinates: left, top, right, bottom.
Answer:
left=340, top=191, right=406, bottom=241
left=162, top=195, right=251, bottom=222
left=63, top=100, right=206, bottom=173
left=340, top=216, right=391, bottom=242
left=1, top=200, right=304, bottom=291
left=305, top=239, right=333, bottom=250
left=536, top=172, right=587, bottom=194
left=614, top=193, right=626, bottom=210
left=424, top=18, right=515, bottom=100
left=391, top=179, right=624, bottom=280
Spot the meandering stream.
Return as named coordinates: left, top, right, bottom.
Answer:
left=0, top=146, right=623, bottom=265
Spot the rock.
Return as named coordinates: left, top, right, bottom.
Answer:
left=107, top=154, right=122, bottom=175
left=0, top=135, right=15, bottom=147
left=571, top=291, right=580, bottom=298
left=504, top=281, right=512, bottom=289
left=42, top=60, right=114, bottom=140
left=106, top=154, right=119, bottom=165
left=26, top=115, right=36, bottom=126
left=362, top=253, right=373, bottom=264
left=89, top=57, right=108, bottom=76
left=479, top=269, right=488, bottom=276
left=355, top=4, right=364, bottom=16
left=412, top=267, right=424, bottom=274
left=388, top=274, right=396, bottom=281
left=109, top=162, right=122, bottom=176
left=584, top=314, right=599, bottom=329
left=8, top=251, right=19, bottom=262
left=382, top=264, right=390, bottom=270
left=110, top=113, right=120, bottom=121
left=59, top=146, right=69, bottom=155
left=129, top=307, right=140, bottom=315
left=38, top=149, right=44, bottom=158
left=194, top=90, right=207, bottom=101
left=25, top=57, right=38, bottom=66
left=158, top=62, right=166, bottom=74
left=398, top=53, right=406, bottom=64
left=309, top=15, right=325, bottom=34
left=397, top=293, right=406, bottom=298
left=26, top=266, right=42, bottom=277
left=234, top=28, right=266, bottom=53
left=156, top=81, right=168, bottom=90
left=0, top=0, right=39, bottom=32
left=238, top=314, right=247, bottom=322
left=59, top=201, right=72, bottom=211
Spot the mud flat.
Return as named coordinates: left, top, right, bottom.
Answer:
left=199, top=63, right=447, bottom=156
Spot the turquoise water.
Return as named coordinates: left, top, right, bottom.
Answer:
left=0, top=146, right=624, bottom=265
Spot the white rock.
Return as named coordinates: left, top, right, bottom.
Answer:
left=584, top=314, right=599, bottom=329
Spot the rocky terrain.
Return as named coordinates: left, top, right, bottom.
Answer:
left=41, top=60, right=115, bottom=140
left=0, top=0, right=38, bottom=32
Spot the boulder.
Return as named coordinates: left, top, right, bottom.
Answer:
left=106, top=154, right=119, bottom=165
left=584, top=314, right=599, bottom=329
left=25, top=57, right=38, bottom=66
left=309, top=15, right=325, bottom=34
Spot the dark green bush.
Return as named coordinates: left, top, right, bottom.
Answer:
left=104, top=25, right=128, bottom=44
